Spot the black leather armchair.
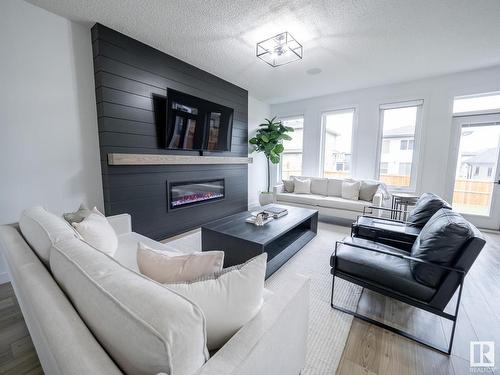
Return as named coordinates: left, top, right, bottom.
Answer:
left=352, top=193, right=452, bottom=251
left=331, top=209, right=485, bottom=354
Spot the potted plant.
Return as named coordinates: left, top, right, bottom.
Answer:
left=249, top=117, right=294, bottom=206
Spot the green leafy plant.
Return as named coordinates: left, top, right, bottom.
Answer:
left=249, top=117, right=294, bottom=193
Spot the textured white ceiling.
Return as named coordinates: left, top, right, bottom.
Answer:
left=27, top=0, right=500, bottom=104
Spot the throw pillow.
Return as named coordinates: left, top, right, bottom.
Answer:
left=410, top=209, right=473, bottom=288
left=359, top=180, right=380, bottom=202
left=137, top=242, right=224, bottom=283
left=63, top=203, right=92, bottom=224
left=19, top=206, right=79, bottom=266
left=282, top=179, right=294, bottom=193
left=341, top=180, right=361, bottom=200
left=293, top=177, right=311, bottom=194
left=72, top=208, right=118, bottom=256
left=407, top=192, right=452, bottom=227
left=166, top=253, right=267, bottom=350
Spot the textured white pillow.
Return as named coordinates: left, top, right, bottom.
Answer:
left=293, top=177, right=311, bottom=194
left=166, top=253, right=267, bottom=350
left=341, top=180, right=361, bottom=200
left=137, top=242, right=224, bottom=283
left=72, top=208, right=118, bottom=256
left=19, top=206, right=79, bottom=266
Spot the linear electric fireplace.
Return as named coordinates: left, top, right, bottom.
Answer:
left=169, top=179, right=225, bottom=209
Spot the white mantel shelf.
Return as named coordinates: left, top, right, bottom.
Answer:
left=107, top=153, right=253, bottom=166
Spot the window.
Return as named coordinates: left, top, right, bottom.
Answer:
left=474, top=166, right=480, bottom=176
left=280, top=117, right=304, bottom=180
left=321, top=109, right=355, bottom=178
left=380, top=162, right=389, bottom=175
left=398, top=162, right=412, bottom=176
left=382, top=140, right=390, bottom=153
left=488, top=167, right=493, bottom=177
left=378, top=100, right=423, bottom=189
left=453, top=92, right=500, bottom=114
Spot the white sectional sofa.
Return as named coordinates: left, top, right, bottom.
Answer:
left=0, top=212, right=309, bottom=375
left=274, top=176, right=385, bottom=221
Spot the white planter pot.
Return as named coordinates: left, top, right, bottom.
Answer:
left=259, top=192, right=274, bottom=206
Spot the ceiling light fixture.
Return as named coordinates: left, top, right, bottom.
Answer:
left=256, top=32, right=303, bottom=67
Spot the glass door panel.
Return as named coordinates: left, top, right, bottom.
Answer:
left=451, top=115, right=500, bottom=229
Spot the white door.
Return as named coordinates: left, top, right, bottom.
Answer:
left=448, top=114, right=500, bottom=230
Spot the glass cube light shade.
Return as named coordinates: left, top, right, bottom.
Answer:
left=256, top=32, right=303, bottom=67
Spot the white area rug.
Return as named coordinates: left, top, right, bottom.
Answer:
left=165, top=222, right=362, bottom=374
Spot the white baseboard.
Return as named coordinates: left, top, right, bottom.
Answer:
left=0, top=272, right=10, bottom=285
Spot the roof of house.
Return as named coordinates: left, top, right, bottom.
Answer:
left=464, top=148, right=498, bottom=165
left=383, top=125, right=415, bottom=138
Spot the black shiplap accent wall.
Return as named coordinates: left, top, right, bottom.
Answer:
left=91, top=24, right=248, bottom=240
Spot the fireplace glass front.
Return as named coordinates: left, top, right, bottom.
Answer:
left=169, top=179, right=225, bottom=209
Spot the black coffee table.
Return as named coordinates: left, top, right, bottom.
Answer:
left=201, top=205, right=318, bottom=278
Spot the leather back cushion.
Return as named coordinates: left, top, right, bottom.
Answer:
left=410, top=209, right=473, bottom=288
left=407, top=193, right=452, bottom=227
left=50, top=237, right=208, bottom=375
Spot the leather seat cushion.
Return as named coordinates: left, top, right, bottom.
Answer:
left=353, top=216, right=420, bottom=247
left=407, top=193, right=452, bottom=228
left=331, top=237, right=436, bottom=302
left=410, top=209, right=473, bottom=288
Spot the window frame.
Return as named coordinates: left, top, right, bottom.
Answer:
left=319, top=107, right=357, bottom=179
left=279, top=115, right=305, bottom=180
left=375, top=100, right=424, bottom=192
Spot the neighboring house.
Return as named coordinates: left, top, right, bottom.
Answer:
left=380, top=125, right=415, bottom=176
left=324, top=128, right=351, bottom=175
left=460, top=148, right=497, bottom=180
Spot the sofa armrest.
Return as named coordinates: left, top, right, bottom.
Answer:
left=106, top=214, right=132, bottom=235
left=372, top=192, right=382, bottom=207
left=195, top=274, right=309, bottom=375
left=273, top=184, right=285, bottom=195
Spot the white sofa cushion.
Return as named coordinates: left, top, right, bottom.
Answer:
left=19, top=206, right=79, bottom=266
left=359, top=180, right=380, bottom=202
left=318, top=196, right=371, bottom=212
left=310, top=178, right=328, bottom=196
left=72, top=208, right=118, bottom=256
left=341, top=180, right=361, bottom=200
left=292, top=177, right=311, bottom=194
left=282, top=179, right=294, bottom=193
left=50, top=237, right=208, bottom=375
left=275, top=193, right=324, bottom=206
left=166, top=254, right=267, bottom=351
left=326, top=178, right=343, bottom=197
left=137, top=242, right=224, bottom=283
left=113, top=232, right=180, bottom=272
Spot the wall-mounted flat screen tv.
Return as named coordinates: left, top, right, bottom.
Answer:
left=165, top=89, right=233, bottom=152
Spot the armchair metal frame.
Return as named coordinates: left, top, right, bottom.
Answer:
left=330, top=240, right=465, bottom=355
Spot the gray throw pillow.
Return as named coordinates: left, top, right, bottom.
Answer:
left=410, top=209, right=473, bottom=288
left=407, top=193, right=452, bottom=227
left=359, top=180, right=380, bottom=202
left=282, top=179, right=294, bottom=193
left=63, top=204, right=92, bottom=224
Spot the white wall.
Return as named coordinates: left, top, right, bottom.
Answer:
left=0, top=0, right=102, bottom=280
left=248, top=96, right=271, bottom=207
left=271, top=65, right=500, bottom=200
